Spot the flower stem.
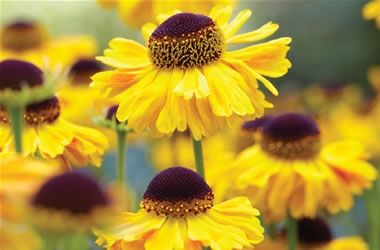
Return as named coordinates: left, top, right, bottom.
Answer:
left=116, top=130, right=127, bottom=189
left=8, top=105, right=23, bottom=153
left=366, top=175, right=380, bottom=250
left=287, top=214, right=297, bottom=250
left=191, top=136, right=205, bottom=179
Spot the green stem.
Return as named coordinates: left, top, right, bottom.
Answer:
left=366, top=176, right=380, bottom=250
left=191, top=136, right=205, bottom=179
left=42, top=233, right=57, bottom=250
left=116, top=130, right=127, bottom=189
left=8, top=105, right=24, bottom=153
left=287, top=214, right=297, bottom=250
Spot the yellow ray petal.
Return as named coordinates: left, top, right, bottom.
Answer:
left=209, top=6, right=233, bottom=28
left=223, top=9, right=252, bottom=39
left=97, top=38, right=149, bottom=68
left=226, top=22, right=279, bottom=45
left=172, top=68, right=210, bottom=100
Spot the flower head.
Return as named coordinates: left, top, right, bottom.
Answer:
left=95, top=166, right=264, bottom=249
left=0, top=94, right=108, bottom=170
left=91, top=6, right=291, bottom=140
left=233, top=113, right=377, bottom=222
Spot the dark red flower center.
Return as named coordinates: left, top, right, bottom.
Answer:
left=261, top=113, right=321, bottom=160
left=32, top=173, right=109, bottom=214
left=298, top=218, right=333, bottom=245
left=0, top=59, right=43, bottom=91
left=148, top=13, right=224, bottom=69
left=241, top=116, right=273, bottom=132
left=69, top=59, right=104, bottom=85
left=141, top=167, right=214, bottom=217
left=1, top=21, right=46, bottom=51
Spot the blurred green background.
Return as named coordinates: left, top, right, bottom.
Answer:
left=1, top=0, right=379, bottom=247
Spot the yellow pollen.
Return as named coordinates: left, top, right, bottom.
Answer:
left=142, top=191, right=214, bottom=218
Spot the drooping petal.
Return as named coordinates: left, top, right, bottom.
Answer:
left=226, top=37, right=292, bottom=78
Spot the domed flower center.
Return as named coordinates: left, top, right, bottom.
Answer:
left=260, top=113, right=321, bottom=160
left=0, top=97, right=60, bottom=126
left=241, top=116, right=273, bottom=132
left=1, top=21, right=46, bottom=51
left=141, top=167, right=214, bottom=218
left=105, top=105, right=121, bottom=123
left=32, top=173, right=109, bottom=214
left=148, top=13, right=225, bottom=69
left=0, top=59, right=43, bottom=91
left=297, top=218, right=332, bottom=245
left=69, top=59, right=104, bottom=85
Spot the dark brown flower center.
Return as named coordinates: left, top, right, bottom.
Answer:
left=105, top=105, right=121, bottom=123
left=298, top=218, right=333, bottom=245
left=241, top=116, right=273, bottom=132
left=260, top=113, right=321, bottom=160
left=141, top=167, right=214, bottom=217
left=69, top=59, right=104, bottom=85
left=0, top=59, right=43, bottom=91
left=1, top=21, right=46, bottom=51
left=32, top=173, right=109, bottom=214
left=148, top=13, right=224, bottom=69
left=0, top=97, right=60, bottom=126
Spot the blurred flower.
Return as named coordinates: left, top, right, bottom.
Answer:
left=95, top=167, right=264, bottom=249
left=91, top=6, right=291, bottom=140
left=0, top=20, right=97, bottom=69
left=302, top=81, right=362, bottom=118
left=30, top=172, right=112, bottom=233
left=256, top=218, right=368, bottom=250
left=233, top=113, right=377, bottom=223
left=363, top=0, right=380, bottom=29
left=318, top=100, right=380, bottom=157
left=0, top=155, right=61, bottom=250
left=58, top=59, right=117, bottom=127
left=96, top=0, right=236, bottom=27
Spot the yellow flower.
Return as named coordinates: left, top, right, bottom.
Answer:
left=363, top=0, right=380, bottom=28
left=96, top=0, right=236, bottom=27
left=95, top=167, right=264, bottom=249
left=30, top=172, right=113, bottom=233
left=0, top=21, right=97, bottom=69
left=0, top=96, right=108, bottom=170
left=319, top=100, right=380, bottom=157
left=256, top=218, right=368, bottom=250
left=91, top=6, right=292, bottom=140
left=302, top=82, right=363, bottom=118
left=233, top=113, right=377, bottom=223
left=0, top=155, right=62, bottom=250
